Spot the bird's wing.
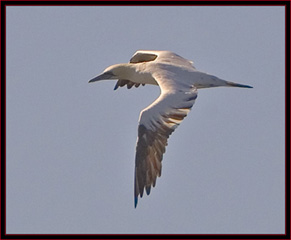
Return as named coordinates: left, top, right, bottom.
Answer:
left=114, top=79, right=145, bottom=90
left=130, top=51, right=158, bottom=63
left=130, top=50, right=195, bottom=69
left=134, top=69, right=198, bottom=207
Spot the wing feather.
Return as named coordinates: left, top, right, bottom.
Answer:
left=114, top=79, right=145, bottom=90
left=130, top=50, right=195, bottom=69
left=130, top=52, right=158, bottom=63
left=134, top=73, right=198, bottom=207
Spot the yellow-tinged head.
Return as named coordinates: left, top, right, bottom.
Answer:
left=88, top=63, right=135, bottom=83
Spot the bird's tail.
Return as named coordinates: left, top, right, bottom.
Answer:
left=226, top=81, right=253, bottom=88
left=194, top=72, right=253, bottom=89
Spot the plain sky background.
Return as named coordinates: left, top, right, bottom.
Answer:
left=6, top=6, right=285, bottom=234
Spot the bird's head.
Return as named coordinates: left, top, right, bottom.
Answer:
left=88, top=63, right=134, bottom=83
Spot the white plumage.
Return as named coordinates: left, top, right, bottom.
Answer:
left=89, top=50, right=252, bottom=207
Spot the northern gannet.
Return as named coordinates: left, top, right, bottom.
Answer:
left=89, top=50, right=252, bottom=208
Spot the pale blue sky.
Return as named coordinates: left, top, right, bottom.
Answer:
left=6, top=6, right=285, bottom=234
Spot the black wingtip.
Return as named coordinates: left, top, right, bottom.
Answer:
left=146, top=186, right=151, bottom=195
left=134, top=197, right=138, bottom=208
left=113, top=84, right=119, bottom=90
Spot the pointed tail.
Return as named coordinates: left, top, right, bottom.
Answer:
left=226, top=81, right=253, bottom=88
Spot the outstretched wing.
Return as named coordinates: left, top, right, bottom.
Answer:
left=130, top=50, right=195, bottom=69
left=134, top=69, right=198, bottom=207
left=130, top=51, right=158, bottom=63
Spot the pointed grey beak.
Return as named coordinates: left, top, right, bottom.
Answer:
left=88, top=72, right=115, bottom=83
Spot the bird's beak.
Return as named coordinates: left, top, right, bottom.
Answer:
left=88, top=72, right=115, bottom=83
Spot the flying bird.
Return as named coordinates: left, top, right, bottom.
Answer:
left=89, top=50, right=252, bottom=207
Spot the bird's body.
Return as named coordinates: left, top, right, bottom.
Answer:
left=89, top=50, right=252, bottom=207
